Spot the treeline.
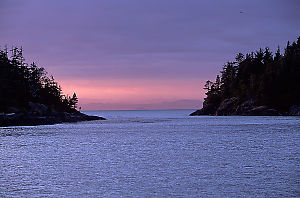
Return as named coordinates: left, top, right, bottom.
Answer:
left=0, top=47, right=78, bottom=113
left=203, top=37, right=300, bottom=113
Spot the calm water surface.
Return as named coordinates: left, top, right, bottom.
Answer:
left=0, top=110, right=299, bottom=197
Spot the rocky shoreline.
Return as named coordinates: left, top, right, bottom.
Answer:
left=0, top=102, right=105, bottom=127
left=190, top=97, right=300, bottom=116
left=0, top=112, right=105, bottom=127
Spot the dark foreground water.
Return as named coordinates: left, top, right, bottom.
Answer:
left=0, top=110, right=299, bottom=197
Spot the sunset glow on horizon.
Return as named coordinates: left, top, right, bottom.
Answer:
left=1, top=0, right=299, bottom=110
left=58, top=78, right=205, bottom=110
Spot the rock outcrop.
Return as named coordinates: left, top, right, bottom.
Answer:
left=0, top=111, right=105, bottom=127
left=216, top=97, right=239, bottom=116
left=0, top=102, right=105, bottom=127
left=289, top=105, right=300, bottom=116
left=233, top=99, right=254, bottom=115
left=189, top=103, right=216, bottom=116
left=190, top=98, right=295, bottom=116
left=189, top=95, right=220, bottom=116
left=246, top=106, right=280, bottom=116
left=28, top=102, right=48, bottom=116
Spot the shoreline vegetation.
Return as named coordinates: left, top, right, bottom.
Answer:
left=191, top=37, right=300, bottom=116
left=0, top=47, right=105, bottom=127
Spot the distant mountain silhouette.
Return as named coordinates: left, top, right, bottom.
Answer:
left=84, top=99, right=202, bottom=110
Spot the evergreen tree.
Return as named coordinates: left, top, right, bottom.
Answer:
left=70, top=93, right=78, bottom=109
left=201, top=36, right=300, bottom=112
left=0, top=47, right=79, bottom=113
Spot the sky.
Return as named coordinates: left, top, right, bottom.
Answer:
left=1, top=0, right=300, bottom=110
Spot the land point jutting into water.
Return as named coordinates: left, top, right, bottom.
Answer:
left=0, top=47, right=105, bottom=126
left=1, top=37, right=300, bottom=126
left=1, top=1, right=300, bottom=197
left=191, top=36, right=300, bottom=116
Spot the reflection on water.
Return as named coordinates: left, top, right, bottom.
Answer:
left=0, top=110, right=299, bottom=197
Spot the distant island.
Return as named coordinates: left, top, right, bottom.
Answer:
left=191, top=37, right=300, bottom=116
left=0, top=47, right=105, bottom=126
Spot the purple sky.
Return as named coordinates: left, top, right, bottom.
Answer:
left=1, top=0, right=300, bottom=110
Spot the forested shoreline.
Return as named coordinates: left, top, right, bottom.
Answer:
left=191, top=37, right=300, bottom=116
left=0, top=47, right=104, bottom=126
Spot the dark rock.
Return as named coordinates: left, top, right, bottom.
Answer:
left=216, top=97, right=239, bottom=116
left=189, top=98, right=220, bottom=116
left=189, top=109, right=206, bottom=116
left=190, top=93, right=223, bottom=116
left=0, top=112, right=106, bottom=127
left=233, top=99, right=254, bottom=115
left=28, top=102, right=48, bottom=116
left=247, top=106, right=280, bottom=116
left=189, top=103, right=217, bottom=116
left=48, top=105, right=59, bottom=115
left=289, top=105, right=300, bottom=116
left=190, top=97, right=284, bottom=116
left=6, top=106, right=21, bottom=113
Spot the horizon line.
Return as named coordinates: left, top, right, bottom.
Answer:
left=81, top=108, right=198, bottom=111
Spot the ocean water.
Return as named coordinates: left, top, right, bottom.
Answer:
left=0, top=110, right=299, bottom=197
